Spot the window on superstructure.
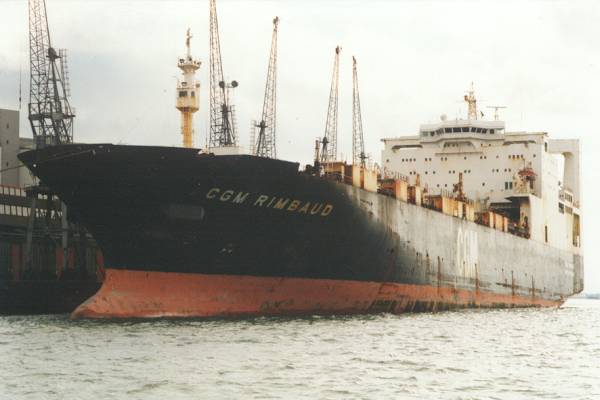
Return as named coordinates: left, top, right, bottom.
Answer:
left=490, top=129, right=495, bottom=134
left=482, top=129, right=488, bottom=133
left=476, top=128, right=482, bottom=133
left=462, top=127, right=469, bottom=132
left=179, top=91, right=187, bottom=97
left=453, top=128, right=461, bottom=133
left=471, top=127, right=477, bottom=133
left=445, top=128, right=452, bottom=133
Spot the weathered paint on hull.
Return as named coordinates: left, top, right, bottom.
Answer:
left=71, top=269, right=562, bottom=319
left=19, top=144, right=581, bottom=320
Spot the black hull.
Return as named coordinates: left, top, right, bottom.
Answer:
left=20, top=144, right=400, bottom=284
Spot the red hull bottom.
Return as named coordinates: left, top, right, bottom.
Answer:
left=71, top=269, right=563, bottom=319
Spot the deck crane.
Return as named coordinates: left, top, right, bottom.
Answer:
left=253, top=17, right=279, bottom=159
left=28, top=0, right=74, bottom=148
left=208, top=0, right=238, bottom=148
left=320, top=46, right=341, bottom=164
left=351, top=56, right=366, bottom=168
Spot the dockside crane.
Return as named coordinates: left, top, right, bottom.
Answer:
left=28, top=0, right=74, bottom=148
left=26, top=0, right=75, bottom=275
left=320, top=46, right=341, bottom=164
left=352, top=56, right=366, bottom=168
left=208, top=0, right=238, bottom=148
left=253, top=17, right=279, bottom=159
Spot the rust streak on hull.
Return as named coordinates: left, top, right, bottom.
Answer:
left=71, top=269, right=562, bottom=319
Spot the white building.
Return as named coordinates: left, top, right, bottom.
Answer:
left=380, top=95, right=581, bottom=253
left=0, top=109, right=36, bottom=188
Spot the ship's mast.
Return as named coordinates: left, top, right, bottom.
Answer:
left=320, top=46, right=341, bottom=163
left=176, top=29, right=201, bottom=148
left=253, top=17, right=279, bottom=159
left=464, top=82, right=478, bottom=121
left=208, top=0, right=238, bottom=148
left=352, top=56, right=366, bottom=168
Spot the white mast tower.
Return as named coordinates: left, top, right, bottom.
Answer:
left=176, top=29, right=201, bottom=148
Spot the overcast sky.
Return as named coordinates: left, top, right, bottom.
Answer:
left=1, top=0, right=598, bottom=291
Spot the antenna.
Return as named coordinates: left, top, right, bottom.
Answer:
left=486, top=105, right=507, bottom=121
left=321, top=46, right=341, bottom=163
left=18, top=62, right=22, bottom=110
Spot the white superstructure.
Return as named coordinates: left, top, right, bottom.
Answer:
left=381, top=88, right=581, bottom=253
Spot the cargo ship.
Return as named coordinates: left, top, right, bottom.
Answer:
left=17, top=97, right=583, bottom=318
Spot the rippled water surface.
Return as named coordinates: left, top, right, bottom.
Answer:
left=1, top=299, right=599, bottom=399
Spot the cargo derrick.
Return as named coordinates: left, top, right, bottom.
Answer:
left=351, top=56, right=366, bottom=168
left=208, top=0, right=238, bottom=150
left=319, top=46, right=341, bottom=165
left=252, top=17, right=279, bottom=159
left=176, top=29, right=201, bottom=148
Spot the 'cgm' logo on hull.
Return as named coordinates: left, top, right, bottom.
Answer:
left=205, top=188, right=334, bottom=217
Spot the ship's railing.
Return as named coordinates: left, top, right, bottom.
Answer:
left=377, top=178, right=523, bottom=237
